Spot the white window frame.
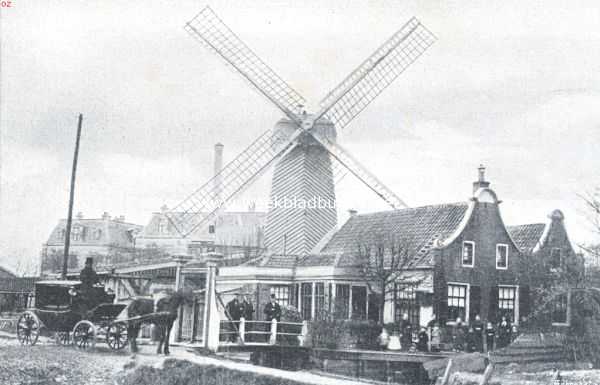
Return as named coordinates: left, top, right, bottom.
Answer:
left=447, top=282, right=470, bottom=324
left=462, top=241, right=475, bottom=267
left=498, top=284, right=520, bottom=325
left=496, top=244, right=509, bottom=270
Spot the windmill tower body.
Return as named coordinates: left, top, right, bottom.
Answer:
left=265, top=117, right=338, bottom=256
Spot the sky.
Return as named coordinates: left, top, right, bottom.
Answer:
left=1, top=0, right=600, bottom=274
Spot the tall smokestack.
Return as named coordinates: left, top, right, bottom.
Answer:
left=213, top=143, right=224, bottom=205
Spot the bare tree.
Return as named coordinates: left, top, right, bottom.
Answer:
left=354, top=235, right=421, bottom=324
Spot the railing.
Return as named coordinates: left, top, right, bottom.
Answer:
left=219, top=317, right=308, bottom=346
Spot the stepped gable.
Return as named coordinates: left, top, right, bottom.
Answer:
left=321, top=202, right=470, bottom=267
left=507, top=223, right=545, bottom=253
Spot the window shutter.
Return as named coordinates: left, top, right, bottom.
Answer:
left=489, top=286, right=499, bottom=323
left=519, top=285, right=530, bottom=321
left=469, top=285, right=481, bottom=322
left=437, top=284, right=448, bottom=324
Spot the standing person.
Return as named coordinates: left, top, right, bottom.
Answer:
left=430, top=323, right=442, bottom=352
left=417, top=327, right=429, bottom=352
left=242, top=294, right=255, bottom=342
left=485, top=321, right=496, bottom=352
left=263, top=294, right=281, bottom=343
left=472, top=314, right=485, bottom=352
left=78, top=257, right=100, bottom=310
left=225, top=293, right=243, bottom=342
left=466, top=327, right=476, bottom=352
left=497, top=316, right=511, bottom=348
left=399, top=313, right=412, bottom=351
left=453, top=317, right=465, bottom=352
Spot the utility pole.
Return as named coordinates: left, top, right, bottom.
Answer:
left=62, top=114, right=83, bottom=280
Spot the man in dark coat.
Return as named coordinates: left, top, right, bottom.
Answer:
left=241, top=294, right=255, bottom=341
left=225, top=294, right=243, bottom=342
left=472, top=314, right=485, bottom=352
left=399, top=313, right=412, bottom=351
left=80, top=257, right=99, bottom=288
left=263, top=294, right=281, bottom=321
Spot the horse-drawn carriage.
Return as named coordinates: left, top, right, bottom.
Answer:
left=16, top=280, right=129, bottom=350
left=16, top=280, right=190, bottom=354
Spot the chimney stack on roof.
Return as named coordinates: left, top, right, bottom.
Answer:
left=76, top=212, right=83, bottom=220
left=115, top=215, right=125, bottom=222
left=348, top=209, right=358, bottom=217
left=472, top=164, right=491, bottom=194
left=102, top=212, right=110, bottom=220
left=213, top=143, right=224, bottom=205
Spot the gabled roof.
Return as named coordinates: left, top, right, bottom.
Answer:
left=320, top=203, right=470, bottom=267
left=45, top=218, right=142, bottom=247
left=138, top=211, right=265, bottom=247
left=507, top=223, right=546, bottom=253
left=0, top=266, right=16, bottom=279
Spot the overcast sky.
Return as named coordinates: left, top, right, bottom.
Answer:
left=1, top=0, right=600, bottom=274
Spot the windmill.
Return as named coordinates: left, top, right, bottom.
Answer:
left=166, top=6, right=436, bottom=257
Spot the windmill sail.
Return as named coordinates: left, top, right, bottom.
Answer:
left=316, top=17, right=436, bottom=130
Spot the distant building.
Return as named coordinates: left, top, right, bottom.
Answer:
left=40, top=212, right=143, bottom=276
left=135, top=205, right=266, bottom=265
left=0, top=266, right=37, bottom=313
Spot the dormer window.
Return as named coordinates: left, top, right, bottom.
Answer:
left=496, top=244, right=508, bottom=269
left=72, top=227, right=82, bottom=241
left=158, top=219, right=168, bottom=234
left=550, top=248, right=562, bottom=269
left=95, top=229, right=102, bottom=240
left=462, top=241, right=475, bottom=267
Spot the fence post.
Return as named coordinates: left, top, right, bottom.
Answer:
left=298, top=320, right=308, bottom=346
left=479, top=363, right=494, bottom=385
left=239, top=317, right=245, bottom=343
left=269, top=319, right=277, bottom=345
left=440, top=359, right=453, bottom=385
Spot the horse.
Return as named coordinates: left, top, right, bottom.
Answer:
left=126, top=289, right=193, bottom=355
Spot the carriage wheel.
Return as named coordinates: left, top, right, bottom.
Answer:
left=55, top=331, right=71, bottom=346
left=72, top=321, right=96, bottom=350
left=16, top=311, right=41, bottom=346
left=106, top=322, right=128, bottom=350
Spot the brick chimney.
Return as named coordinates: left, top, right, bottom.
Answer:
left=213, top=143, right=224, bottom=205
left=101, top=212, right=110, bottom=220
left=76, top=212, right=83, bottom=220
left=348, top=209, right=358, bottom=217
left=472, top=164, right=490, bottom=194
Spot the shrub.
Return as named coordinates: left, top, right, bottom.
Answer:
left=310, top=319, right=382, bottom=350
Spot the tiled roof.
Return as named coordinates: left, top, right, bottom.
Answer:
left=321, top=203, right=470, bottom=267
left=507, top=223, right=545, bottom=252
left=45, top=218, right=142, bottom=247
left=0, top=266, right=16, bottom=279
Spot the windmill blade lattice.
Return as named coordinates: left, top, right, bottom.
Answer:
left=311, top=132, right=408, bottom=209
left=316, top=17, right=436, bottom=130
left=165, top=127, right=301, bottom=237
left=185, top=6, right=305, bottom=123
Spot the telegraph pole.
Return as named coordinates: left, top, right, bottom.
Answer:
left=62, top=114, right=83, bottom=280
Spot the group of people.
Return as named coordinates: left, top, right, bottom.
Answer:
left=393, top=313, right=518, bottom=353
left=225, top=293, right=282, bottom=342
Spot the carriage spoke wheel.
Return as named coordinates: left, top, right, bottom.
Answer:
left=107, top=322, right=128, bottom=350
left=72, top=321, right=96, bottom=350
left=16, top=311, right=41, bottom=346
left=55, top=331, right=71, bottom=346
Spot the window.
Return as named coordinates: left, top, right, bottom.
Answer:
left=300, top=283, right=312, bottom=320
left=462, top=241, right=475, bottom=267
left=59, top=229, right=66, bottom=240
left=270, top=285, right=290, bottom=306
left=208, top=225, right=216, bottom=234
left=314, top=283, right=326, bottom=320
left=496, top=244, right=508, bottom=269
left=498, top=286, right=516, bottom=322
left=334, top=284, right=350, bottom=319
left=550, top=248, right=562, bottom=269
left=351, top=286, right=367, bottom=320
left=448, top=284, right=467, bottom=322
left=394, top=284, right=419, bottom=326
left=95, top=229, right=102, bottom=240
left=552, top=293, right=568, bottom=324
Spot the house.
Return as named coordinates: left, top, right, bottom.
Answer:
left=214, top=166, right=578, bottom=328
left=40, top=212, right=143, bottom=276
left=0, top=266, right=37, bottom=313
left=135, top=205, right=266, bottom=264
